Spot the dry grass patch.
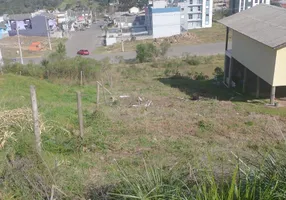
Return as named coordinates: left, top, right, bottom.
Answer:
left=95, top=56, right=286, bottom=167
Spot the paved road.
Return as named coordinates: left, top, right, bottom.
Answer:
left=90, top=42, right=228, bottom=62
left=19, top=22, right=229, bottom=64
left=66, top=23, right=104, bottom=58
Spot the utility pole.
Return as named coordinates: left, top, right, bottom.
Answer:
left=0, top=48, right=4, bottom=75
left=45, top=17, right=52, bottom=51
left=120, top=16, right=124, bottom=52
left=16, top=27, right=24, bottom=65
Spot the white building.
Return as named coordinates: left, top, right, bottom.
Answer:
left=229, top=0, right=270, bottom=14
left=129, top=7, right=140, bottom=14
left=145, top=6, right=181, bottom=38
left=178, top=0, right=213, bottom=30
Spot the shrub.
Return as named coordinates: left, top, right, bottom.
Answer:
left=194, top=72, right=209, bottom=80
left=136, top=43, right=158, bottom=63
left=159, top=40, right=171, bottom=57
left=213, top=67, right=224, bottom=77
left=3, top=57, right=101, bottom=82
left=185, top=54, right=201, bottom=65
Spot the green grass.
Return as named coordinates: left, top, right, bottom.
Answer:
left=190, top=22, right=231, bottom=44
left=0, top=74, right=96, bottom=126
left=1, top=55, right=286, bottom=199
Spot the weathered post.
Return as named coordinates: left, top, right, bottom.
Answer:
left=80, top=71, right=83, bottom=86
left=270, top=86, right=276, bottom=105
left=30, top=85, right=41, bottom=153
left=77, top=92, right=84, bottom=138
left=97, top=82, right=100, bottom=108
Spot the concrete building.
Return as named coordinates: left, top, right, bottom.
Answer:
left=7, top=14, right=53, bottom=37
left=229, top=0, right=270, bottom=14
left=178, top=0, right=213, bottom=30
left=219, top=4, right=286, bottom=104
left=145, top=6, right=181, bottom=38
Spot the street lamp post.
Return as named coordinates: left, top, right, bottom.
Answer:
left=16, top=27, right=24, bottom=64
left=45, top=17, right=52, bottom=50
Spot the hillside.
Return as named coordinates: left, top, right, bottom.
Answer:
left=0, top=0, right=108, bottom=15
left=0, top=0, right=62, bottom=15
left=1, top=54, right=286, bottom=199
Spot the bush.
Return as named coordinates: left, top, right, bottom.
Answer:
left=194, top=72, right=209, bottom=80
left=159, top=40, right=171, bottom=57
left=3, top=56, right=101, bottom=83
left=185, top=55, right=201, bottom=66
left=213, top=67, right=224, bottom=77
left=3, top=62, right=44, bottom=78
left=136, top=43, right=159, bottom=63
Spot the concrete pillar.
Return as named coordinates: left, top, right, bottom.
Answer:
left=242, top=67, right=247, bottom=93
left=228, top=57, right=232, bottom=88
left=225, top=27, right=229, bottom=51
left=270, top=86, right=276, bottom=105
left=223, top=55, right=227, bottom=83
left=256, top=76, right=260, bottom=98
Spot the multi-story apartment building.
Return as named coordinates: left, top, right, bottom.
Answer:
left=229, top=0, right=270, bottom=14
left=178, top=0, right=213, bottom=30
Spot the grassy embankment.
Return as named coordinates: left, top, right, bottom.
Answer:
left=1, top=54, right=286, bottom=199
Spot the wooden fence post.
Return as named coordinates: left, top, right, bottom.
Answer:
left=30, top=85, right=41, bottom=153
left=97, top=82, right=100, bottom=108
left=80, top=71, right=83, bottom=86
left=77, top=92, right=84, bottom=138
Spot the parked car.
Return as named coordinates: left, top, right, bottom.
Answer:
left=77, top=49, right=89, bottom=55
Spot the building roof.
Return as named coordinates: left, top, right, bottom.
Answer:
left=219, top=4, right=286, bottom=49
left=9, top=13, right=32, bottom=20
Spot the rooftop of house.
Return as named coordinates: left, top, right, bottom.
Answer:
left=9, top=13, right=32, bottom=21
left=219, top=4, right=286, bottom=49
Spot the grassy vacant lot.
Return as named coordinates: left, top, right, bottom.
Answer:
left=191, top=22, right=230, bottom=44
left=0, top=36, right=66, bottom=60
left=1, top=55, right=286, bottom=199
left=95, top=22, right=229, bottom=54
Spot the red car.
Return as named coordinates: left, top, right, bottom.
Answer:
left=77, top=49, right=89, bottom=55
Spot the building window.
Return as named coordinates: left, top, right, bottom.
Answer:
left=198, top=6, right=201, bottom=11
left=198, top=14, right=202, bottom=19
left=189, top=14, right=193, bottom=19
left=206, top=8, right=209, bottom=14
left=190, top=7, right=193, bottom=11
left=198, top=0, right=202, bottom=4
left=190, top=0, right=193, bottom=4
left=206, top=0, right=210, bottom=6
left=255, top=0, right=258, bottom=3
left=181, top=7, right=184, bottom=11
left=205, top=14, right=209, bottom=25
